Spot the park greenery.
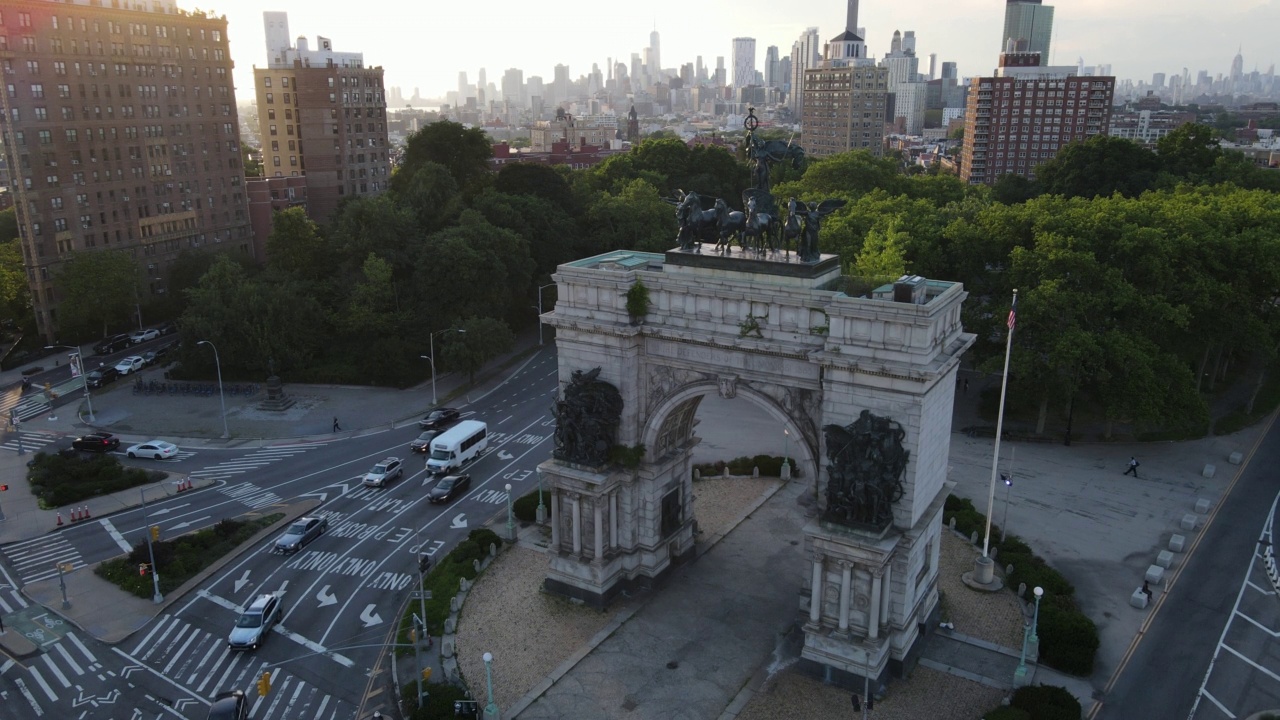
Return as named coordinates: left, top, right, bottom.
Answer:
left=3, top=119, right=1278, bottom=433
left=95, top=513, right=283, bottom=598
left=26, top=451, right=165, bottom=508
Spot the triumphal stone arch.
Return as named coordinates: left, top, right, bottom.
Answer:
left=538, top=246, right=973, bottom=686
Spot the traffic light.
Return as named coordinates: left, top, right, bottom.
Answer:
left=0, top=484, right=8, bottom=491
left=150, top=525, right=161, bottom=542
left=422, top=668, right=432, bottom=681
left=257, top=672, right=271, bottom=696
left=408, top=627, right=417, bottom=643
left=138, top=563, right=149, bottom=576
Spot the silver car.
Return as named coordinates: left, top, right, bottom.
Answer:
left=362, top=457, right=404, bottom=487
left=273, top=516, right=327, bottom=554
left=227, top=594, right=282, bottom=650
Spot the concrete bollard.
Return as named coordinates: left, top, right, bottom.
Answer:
left=723, top=467, right=730, bottom=478
left=1018, top=582, right=1026, bottom=598
left=1202, top=464, right=1216, bottom=479
left=442, top=638, right=455, bottom=658
left=450, top=597, right=459, bottom=613
left=1006, top=564, right=1014, bottom=576
left=1145, top=564, right=1166, bottom=585
left=1156, top=550, right=1174, bottom=569
left=693, top=468, right=701, bottom=481
left=990, top=547, right=998, bottom=561
left=970, top=531, right=979, bottom=545
left=460, top=577, right=470, bottom=592
left=753, top=466, right=760, bottom=478
left=949, top=517, right=956, bottom=530
left=1180, top=514, right=1198, bottom=531
left=473, top=559, right=481, bottom=573
left=1195, top=498, right=1210, bottom=514
left=490, top=542, right=497, bottom=557
left=444, top=617, right=456, bottom=635
left=1169, top=534, right=1186, bottom=552
left=1229, top=451, right=1243, bottom=465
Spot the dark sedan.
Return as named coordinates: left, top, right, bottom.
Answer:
left=86, top=366, right=120, bottom=388
left=409, top=430, right=440, bottom=453
left=419, top=407, right=461, bottom=430
left=71, top=432, right=120, bottom=453
left=428, top=474, right=471, bottom=504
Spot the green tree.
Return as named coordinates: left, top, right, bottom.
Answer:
left=328, top=194, right=420, bottom=280
left=0, top=240, right=30, bottom=323
left=395, top=161, right=462, bottom=234
left=468, top=190, right=576, bottom=281
left=242, top=145, right=263, bottom=178
left=1034, top=135, right=1164, bottom=199
left=581, top=179, right=678, bottom=255
left=265, top=207, right=331, bottom=282
left=392, top=120, right=493, bottom=195
left=774, top=151, right=907, bottom=201
left=494, top=163, right=577, bottom=214
left=0, top=208, right=18, bottom=244
left=1157, top=123, right=1223, bottom=180
left=412, top=211, right=534, bottom=325
left=852, top=221, right=908, bottom=279
left=57, top=250, right=140, bottom=339
left=334, top=254, right=416, bottom=384
left=990, top=173, right=1040, bottom=204
left=438, top=316, right=516, bottom=383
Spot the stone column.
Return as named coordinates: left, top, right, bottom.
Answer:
left=593, top=498, right=604, bottom=560
left=868, top=570, right=883, bottom=640
left=879, top=564, right=892, bottom=629
left=809, top=558, right=824, bottom=624
left=609, top=492, right=618, bottom=549
left=838, top=561, right=852, bottom=632
left=550, top=488, right=560, bottom=550
left=571, top=494, right=582, bottom=556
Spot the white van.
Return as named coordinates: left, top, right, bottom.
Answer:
left=426, top=420, right=488, bottom=475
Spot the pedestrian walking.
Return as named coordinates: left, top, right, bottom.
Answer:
left=1141, top=580, right=1153, bottom=601
left=333, top=416, right=341, bottom=432
left=963, top=378, right=969, bottom=394
left=1124, top=456, right=1139, bottom=477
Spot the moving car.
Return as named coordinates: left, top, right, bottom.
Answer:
left=93, top=334, right=131, bottom=355
left=130, top=328, right=160, bottom=344
left=428, top=473, right=472, bottom=504
left=86, top=366, right=120, bottom=388
left=362, top=457, right=404, bottom=487
left=126, top=440, right=179, bottom=459
left=227, top=594, right=282, bottom=650
left=207, top=690, right=247, bottom=720
left=409, top=430, right=440, bottom=454
left=114, top=356, right=145, bottom=375
left=71, top=432, right=120, bottom=453
left=274, top=516, right=327, bottom=554
left=418, top=407, right=461, bottom=430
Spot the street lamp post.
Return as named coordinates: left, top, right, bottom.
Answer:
left=45, top=345, right=94, bottom=422
left=781, top=427, right=791, bottom=480
left=196, top=341, right=229, bottom=439
left=482, top=652, right=499, bottom=720
left=1013, top=585, right=1043, bottom=686
left=1028, top=584, right=1044, bottom=659
left=535, top=470, right=546, bottom=525
left=422, top=328, right=466, bottom=407
left=505, top=483, right=516, bottom=542
left=535, top=283, right=555, bottom=346
left=140, top=487, right=164, bottom=605
left=1000, top=475, right=1013, bottom=543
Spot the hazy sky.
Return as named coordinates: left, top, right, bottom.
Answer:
left=215, top=0, right=1278, bottom=100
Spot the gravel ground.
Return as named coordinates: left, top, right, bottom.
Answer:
left=453, top=477, right=1021, bottom=719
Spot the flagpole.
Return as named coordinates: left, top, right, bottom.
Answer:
left=981, top=289, right=1018, bottom=563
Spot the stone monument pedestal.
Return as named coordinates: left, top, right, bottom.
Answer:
left=257, top=374, right=295, bottom=412
left=540, top=443, right=695, bottom=609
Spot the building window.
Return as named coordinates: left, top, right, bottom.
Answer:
left=269, top=124, right=277, bottom=136
left=265, top=92, right=273, bottom=103
left=262, top=76, right=271, bottom=88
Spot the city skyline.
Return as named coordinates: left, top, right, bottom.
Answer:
left=209, top=0, right=1273, bottom=102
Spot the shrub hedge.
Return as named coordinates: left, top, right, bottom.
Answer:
left=400, top=680, right=471, bottom=719
left=692, top=455, right=799, bottom=479
left=95, top=514, right=282, bottom=597
left=26, top=451, right=165, bottom=508
left=397, top=528, right=505, bottom=654
left=1010, top=684, right=1083, bottom=720
left=513, top=489, right=544, bottom=522
left=945, top=493, right=1099, bottom=677
left=983, top=707, right=1031, bottom=720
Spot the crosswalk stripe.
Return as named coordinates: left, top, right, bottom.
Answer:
left=52, top=642, right=84, bottom=676
left=65, top=632, right=96, bottom=666
left=27, top=665, right=58, bottom=702
left=131, top=614, right=172, bottom=655
left=197, top=648, right=233, bottom=694
left=161, top=625, right=198, bottom=676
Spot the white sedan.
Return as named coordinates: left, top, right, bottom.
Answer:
left=126, top=440, right=179, bottom=460
left=130, top=329, right=160, bottom=344
left=114, top=356, right=145, bottom=375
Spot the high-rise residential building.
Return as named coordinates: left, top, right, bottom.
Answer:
left=764, top=45, right=781, bottom=87
left=1002, top=1, right=1054, bottom=66
left=732, top=38, right=756, bottom=89
left=1151, top=72, right=1166, bottom=88
left=881, top=29, right=925, bottom=134
left=502, top=68, right=524, bottom=108
left=802, top=0, right=887, bottom=157
left=553, top=64, right=570, bottom=107
left=1, top=0, right=252, bottom=341
left=959, top=51, right=1114, bottom=185
left=790, top=27, right=822, bottom=117
left=253, top=12, right=389, bottom=225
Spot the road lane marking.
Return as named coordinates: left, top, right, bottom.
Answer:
left=111, top=647, right=212, bottom=708
left=163, top=624, right=202, bottom=675
left=65, top=632, right=95, bottom=666
left=26, top=665, right=58, bottom=702
left=39, top=653, right=71, bottom=688
left=52, top=642, right=84, bottom=676
left=130, top=614, right=172, bottom=655
left=99, top=519, right=132, bottom=554
left=14, top=677, right=45, bottom=716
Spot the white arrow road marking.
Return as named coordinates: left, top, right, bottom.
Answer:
left=359, top=604, right=383, bottom=627
left=273, top=580, right=289, bottom=596
left=169, top=516, right=210, bottom=530
left=497, top=450, right=514, bottom=460
left=148, top=504, right=189, bottom=516
left=316, top=585, right=337, bottom=607
left=233, top=571, right=251, bottom=593
left=98, top=689, right=120, bottom=704
left=451, top=513, right=468, bottom=529
left=301, top=491, right=328, bottom=503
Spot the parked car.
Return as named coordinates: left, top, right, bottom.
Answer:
left=85, top=366, right=120, bottom=388
left=207, top=690, right=247, bottom=720
left=71, top=432, right=120, bottom=453
left=227, top=594, right=282, bottom=651
left=362, top=457, right=404, bottom=487
left=418, top=407, right=461, bottom=430
left=130, top=328, right=159, bottom=344
left=428, top=473, right=472, bottom=504
left=114, top=356, right=145, bottom=375
left=125, top=440, right=178, bottom=459
left=93, top=334, right=131, bottom=356
left=274, top=516, right=327, bottom=554
left=409, top=430, right=440, bottom=454
left=156, top=321, right=178, bottom=336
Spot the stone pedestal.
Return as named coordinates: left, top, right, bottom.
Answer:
left=540, top=445, right=695, bottom=609
left=257, top=375, right=295, bottom=411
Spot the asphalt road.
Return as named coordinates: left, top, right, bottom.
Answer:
left=0, top=350, right=561, bottom=719
left=1096, top=415, right=1280, bottom=720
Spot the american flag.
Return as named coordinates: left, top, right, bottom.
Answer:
left=1007, top=295, right=1017, bottom=331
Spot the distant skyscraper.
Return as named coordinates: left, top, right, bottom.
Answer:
left=1152, top=72, right=1166, bottom=88
left=650, top=30, right=662, bottom=75
left=790, top=27, right=822, bottom=116
left=928, top=53, right=937, bottom=80
left=765, top=45, right=781, bottom=87
left=553, top=64, right=571, bottom=106
left=502, top=68, right=525, bottom=108
left=732, top=37, right=757, bottom=88
left=901, top=30, right=916, bottom=55
left=1230, top=47, right=1244, bottom=84
left=941, top=61, right=958, bottom=80
left=1003, top=1, right=1054, bottom=66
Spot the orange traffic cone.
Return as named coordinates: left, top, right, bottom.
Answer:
left=71, top=507, right=80, bottom=522
left=82, top=505, right=91, bottom=520
left=56, top=512, right=63, bottom=526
